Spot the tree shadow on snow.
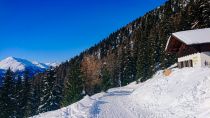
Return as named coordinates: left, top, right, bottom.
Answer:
left=105, top=90, right=132, bottom=97
left=90, top=100, right=108, bottom=117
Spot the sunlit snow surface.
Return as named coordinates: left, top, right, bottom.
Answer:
left=32, top=68, right=210, bottom=118
left=172, top=28, right=210, bottom=45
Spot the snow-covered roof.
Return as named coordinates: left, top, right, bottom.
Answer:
left=165, top=28, right=210, bottom=51
left=172, top=28, right=210, bottom=45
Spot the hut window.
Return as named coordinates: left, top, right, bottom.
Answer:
left=181, top=62, right=184, bottom=68
left=185, top=61, right=189, bottom=67
left=189, top=60, right=193, bottom=67
left=205, top=61, right=208, bottom=66
left=178, top=60, right=193, bottom=68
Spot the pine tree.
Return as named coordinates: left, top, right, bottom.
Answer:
left=136, top=28, right=149, bottom=82
left=15, top=75, right=24, bottom=118
left=121, top=40, right=137, bottom=86
left=38, top=69, right=51, bottom=113
left=101, top=68, right=112, bottom=91
left=0, top=69, right=16, bottom=118
left=0, top=81, right=3, bottom=117
left=38, top=73, right=48, bottom=113
left=199, top=0, right=210, bottom=27
left=50, top=82, right=63, bottom=110
left=62, top=61, right=84, bottom=107
left=38, top=68, right=62, bottom=112
left=30, top=82, right=41, bottom=116
left=22, top=71, right=33, bottom=117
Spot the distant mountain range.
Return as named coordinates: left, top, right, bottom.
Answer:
left=0, top=57, right=58, bottom=77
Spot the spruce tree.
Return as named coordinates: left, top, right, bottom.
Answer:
left=22, top=71, right=33, bottom=117
left=50, top=82, right=63, bottom=110
left=101, top=68, right=112, bottom=91
left=15, top=75, right=24, bottom=118
left=30, top=82, right=41, bottom=116
left=0, top=69, right=16, bottom=118
left=38, top=69, right=52, bottom=113
left=38, top=68, right=62, bottom=112
left=0, top=81, right=3, bottom=117
left=62, top=62, right=83, bottom=107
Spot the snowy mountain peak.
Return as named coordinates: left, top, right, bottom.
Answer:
left=0, top=57, right=57, bottom=75
left=5, top=56, right=16, bottom=60
left=0, top=57, right=29, bottom=72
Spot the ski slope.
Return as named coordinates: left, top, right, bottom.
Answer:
left=32, top=67, right=210, bottom=118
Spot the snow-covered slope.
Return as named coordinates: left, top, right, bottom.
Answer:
left=32, top=67, right=210, bottom=118
left=0, top=57, right=58, bottom=76
left=45, top=62, right=59, bottom=68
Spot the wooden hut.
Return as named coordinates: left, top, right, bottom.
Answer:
left=165, top=28, right=210, bottom=68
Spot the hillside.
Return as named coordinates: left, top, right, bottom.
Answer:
left=55, top=0, right=210, bottom=94
left=29, top=0, right=210, bottom=115
left=32, top=67, right=210, bottom=118
left=1, top=0, right=210, bottom=117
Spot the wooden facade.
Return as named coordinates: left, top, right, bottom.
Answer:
left=166, top=35, right=210, bottom=57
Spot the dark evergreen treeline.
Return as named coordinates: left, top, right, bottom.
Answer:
left=0, top=68, right=63, bottom=118
left=0, top=69, right=32, bottom=118
left=0, top=0, right=210, bottom=117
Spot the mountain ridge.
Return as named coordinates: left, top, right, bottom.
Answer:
left=0, top=57, right=58, bottom=77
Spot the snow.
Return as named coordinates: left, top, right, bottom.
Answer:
left=45, top=62, right=59, bottom=68
left=0, top=57, right=34, bottom=72
left=165, top=28, right=210, bottom=51
left=32, top=61, right=50, bottom=69
left=32, top=67, right=210, bottom=118
left=172, top=28, right=210, bottom=45
left=0, top=57, right=56, bottom=73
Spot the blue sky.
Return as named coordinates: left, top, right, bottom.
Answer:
left=0, top=0, right=167, bottom=63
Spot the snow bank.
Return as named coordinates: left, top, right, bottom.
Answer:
left=32, top=67, right=210, bottom=118
left=131, top=68, right=210, bottom=118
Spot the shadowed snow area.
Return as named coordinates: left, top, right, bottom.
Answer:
left=32, top=68, right=210, bottom=118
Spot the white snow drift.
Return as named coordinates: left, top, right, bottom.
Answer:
left=32, top=67, right=210, bottom=118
